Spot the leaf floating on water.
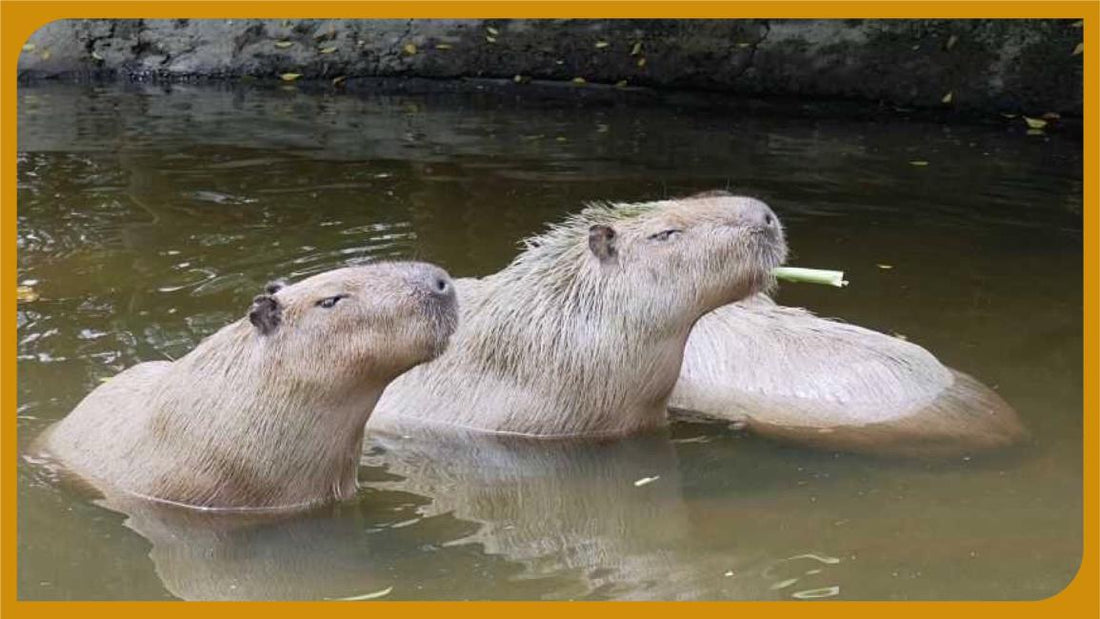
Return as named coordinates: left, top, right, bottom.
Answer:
left=403, top=43, right=417, bottom=55
left=319, top=46, right=338, bottom=54
left=435, top=43, right=453, bottom=50
left=279, top=73, right=302, bottom=81
left=330, top=586, right=394, bottom=601
left=941, top=91, right=953, bottom=104
left=633, top=476, right=660, bottom=487
left=1023, top=116, right=1047, bottom=129
left=1001, top=113, right=1017, bottom=118
left=572, top=77, right=587, bottom=84
left=91, top=50, right=103, bottom=61
left=908, top=160, right=930, bottom=166
left=946, top=34, right=958, bottom=50
left=877, top=264, right=894, bottom=269
left=16, top=286, right=39, bottom=303
left=637, top=57, right=647, bottom=68
left=1073, top=42, right=1084, bottom=56
left=595, top=40, right=610, bottom=49
left=331, top=75, right=347, bottom=87
left=792, top=586, right=840, bottom=599
left=615, top=79, right=628, bottom=88
left=770, top=578, right=800, bottom=591
left=486, top=26, right=500, bottom=36
left=275, top=41, right=294, bottom=49
left=485, top=35, right=497, bottom=44
left=630, top=42, right=643, bottom=56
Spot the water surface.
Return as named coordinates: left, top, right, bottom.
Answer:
left=16, top=82, right=1082, bottom=600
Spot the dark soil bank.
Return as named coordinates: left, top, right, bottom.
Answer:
left=18, top=19, right=1083, bottom=117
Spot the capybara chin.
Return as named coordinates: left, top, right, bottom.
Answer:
left=368, top=192, right=788, bottom=438
left=35, top=261, right=458, bottom=511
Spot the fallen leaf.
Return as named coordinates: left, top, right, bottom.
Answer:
left=555, top=136, right=568, bottom=142
left=572, top=77, right=586, bottom=84
left=1001, top=113, right=1017, bottom=118
left=435, top=43, right=453, bottom=50
left=487, top=26, right=499, bottom=36
left=1073, top=42, right=1084, bottom=56
left=403, top=43, right=417, bottom=55
left=275, top=41, right=294, bottom=49
left=630, top=41, right=643, bottom=56
left=637, top=57, right=647, bottom=68
left=279, top=72, right=302, bottom=81
left=737, top=42, right=752, bottom=48
left=91, top=50, right=103, bottom=61
left=876, top=264, right=893, bottom=269
left=485, top=35, right=497, bottom=44
left=946, top=34, right=958, bottom=50
left=596, top=123, right=609, bottom=133
left=319, top=46, right=337, bottom=54
left=633, top=476, right=660, bottom=487
left=1023, top=116, right=1047, bottom=129
left=615, top=79, right=628, bottom=87
left=331, top=75, right=347, bottom=87
left=22, top=43, right=35, bottom=52
left=595, top=41, right=609, bottom=49
left=16, top=286, right=39, bottom=303
left=941, top=91, right=953, bottom=104
left=908, top=160, right=929, bottom=166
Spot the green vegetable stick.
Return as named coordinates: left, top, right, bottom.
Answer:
left=772, top=267, right=848, bottom=288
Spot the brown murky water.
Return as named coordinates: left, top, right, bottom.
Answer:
left=16, top=83, right=1082, bottom=600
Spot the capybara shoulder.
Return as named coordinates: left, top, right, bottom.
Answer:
left=37, top=261, right=458, bottom=510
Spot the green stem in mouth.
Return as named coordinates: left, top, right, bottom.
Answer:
left=772, top=267, right=848, bottom=288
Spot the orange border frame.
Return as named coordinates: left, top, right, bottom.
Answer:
left=1, top=1, right=1096, bottom=617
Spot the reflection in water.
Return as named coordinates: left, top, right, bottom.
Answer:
left=16, top=83, right=1081, bottom=600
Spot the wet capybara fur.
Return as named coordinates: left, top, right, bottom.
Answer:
left=36, top=262, right=458, bottom=510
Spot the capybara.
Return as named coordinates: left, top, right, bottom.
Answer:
left=368, top=192, right=786, bottom=437
left=673, top=294, right=1026, bottom=457
left=35, top=261, right=458, bottom=510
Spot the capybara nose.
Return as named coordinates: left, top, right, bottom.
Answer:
left=411, top=265, right=456, bottom=301
left=737, top=199, right=780, bottom=230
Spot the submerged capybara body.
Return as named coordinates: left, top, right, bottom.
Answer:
left=368, top=192, right=787, bottom=437
left=673, top=295, right=1026, bottom=457
left=37, top=261, right=458, bottom=510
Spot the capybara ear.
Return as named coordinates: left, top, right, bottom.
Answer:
left=588, top=224, right=618, bottom=262
left=249, top=294, right=283, bottom=336
left=264, top=280, right=287, bottom=295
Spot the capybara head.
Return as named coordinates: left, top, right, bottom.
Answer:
left=513, top=190, right=786, bottom=327
left=244, top=261, right=458, bottom=385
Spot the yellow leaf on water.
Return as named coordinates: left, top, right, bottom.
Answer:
left=637, top=57, right=647, bottom=68
left=1073, top=42, right=1084, bottom=56
left=572, top=77, right=586, bottom=84
left=403, top=43, right=417, bottom=55
left=331, top=75, right=347, bottom=87
left=908, top=160, right=929, bottom=166
left=595, top=41, right=610, bottom=49
left=630, top=42, right=643, bottom=56
left=275, top=41, right=294, bottom=49
left=487, top=26, right=499, bottom=36
left=1001, top=113, right=1017, bottom=118
left=279, top=73, right=302, bottom=81
left=555, top=136, right=568, bottom=142
left=877, top=264, right=894, bottom=269
left=22, top=43, right=35, bottom=52
left=941, top=91, right=953, bottom=104
left=1023, top=116, right=1047, bottom=129
left=485, top=35, right=497, bottom=44
left=435, top=43, right=453, bottom=50
left=16, top=286, right=39, bottom=303
left=319, top=46, right=337, bottom=54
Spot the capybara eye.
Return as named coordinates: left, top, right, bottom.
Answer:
left=316, top=294, right=348, bottom=309
left=649, top=229, right=682, bottom=242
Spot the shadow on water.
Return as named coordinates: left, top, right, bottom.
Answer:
left=16, top=82, right=1082, bottom=600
